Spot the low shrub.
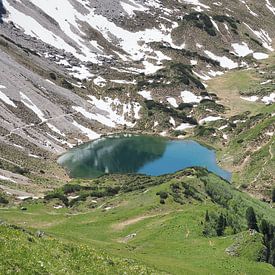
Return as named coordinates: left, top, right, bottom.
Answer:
left=0, top=195, right=8, bottom=204
left=156, top=191, right=168, bottom=200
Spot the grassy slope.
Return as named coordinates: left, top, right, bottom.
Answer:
left=207, top=69, right=262, bottom=117
left=1, top=170, right=275, bottom=274
left=207, top=51, right=275, bottom=118
left=0, top=224, right=160, bottom=274
left=201, top=51, right=275, bottom=197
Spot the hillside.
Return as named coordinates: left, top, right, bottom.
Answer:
left=1, top=168, right=275, bottom=274
left=0, top=0, right=274, bottom=274
left=0, top=0, right=273, bottom=197
left=0, top=0, right=274, bottom=150
left=0, top=223, right=160, bottom=274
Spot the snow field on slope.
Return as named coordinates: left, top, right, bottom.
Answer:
left=4, top=0, right=183, bottom=75
left=73, top=96, right=141, bottom=128
left=0, top=85, right=17, bottom=108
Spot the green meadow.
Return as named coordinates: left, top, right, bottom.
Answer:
left=1, top=169, right=275, bottom=274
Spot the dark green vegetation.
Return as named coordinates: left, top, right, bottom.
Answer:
left=0, top=192, right=8, bottom=204
left=144, top=99, right=197, bottom=125
left=181, top=12, right=240, bottom=36
left=183, top=12, right=218, bottom=36
left=137, top=62, right=205, bottom=90
left=1, top=168, right=275, bottom=274
left=212, top=15, right=239, bottom=33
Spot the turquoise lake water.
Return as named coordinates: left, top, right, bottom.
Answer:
left=58, top=135, right=231, bottom=181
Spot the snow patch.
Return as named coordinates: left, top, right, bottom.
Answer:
left=13, top=144, right=24, bottom=149
left=199, top=116, right=222, bottom=124
left=73, top=106, right=116, bottom=128
left=20, top=92, right=46, bottom=122
left=167, top=97, right=178, bottom=107
left=20, top=1, right=182, bottom=74
left=0, top=175, right=16, bottom=183
left=266, top=0, right=275, bottom=15
left=85, top=95, right=141, bottom=127
left=231, top=42, right=253, bottom=57
left=72, top=120, right=100, bottom=140
left=175, top=123, right=195, bottom=131
left=0, top=87, right=17, bottom=108
left=193, top=71, right=211, bottom=81
left=204, top=50, right=238, bottom=69
left=218, top=125, right=228, bottom=130
left=45, top=79, right=56, bottom=85
left=244, top=23, right=273, bottom=51
left=262, top=93, right=275, bottom=104
left=120, top=0, right=148, bottom=16
left=47, top=123, right=65, bottom=137
left=182, top=0, right=210, bottom=9
left=261, top=80, right=272, bottom=85
left=181, top=91, right=201, bottom=103
left=240, top=95, right=259, bottom=102
left=28, top=154, right=41, bottom=159
left=169, top=117, right=176, bottom=127
left=110, top=79, right=137, bottom=84
left=138, top=90, right=152, bottom=100
left=93, top=76, right=106, bottom=87
left=253, top=52, right=269, bottom=60
left=208, top=70, right=224, bottom=77
left=68, top=65, right=93, bottom=80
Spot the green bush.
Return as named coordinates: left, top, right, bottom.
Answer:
left=0, top=195, right=8, bottom=204
left=246, top=207, right=259, bottom=231
left=44, top=192, right=69, bottom=206
left=182, top=182, right=202, bottom=201
left=160, top=198, right=165, bottom=204
left=12, top=166, right=29, bottom=175
left=61, top=79, right=74, bottom=90
left=212, top=15, right=238, bottom=29
left=156, top=191, right=168, bottom=200
left=62, top=184, right=82, bottom=194
left=178, top=103, right=193, bottom=110
left=69, top=194, right=89, bottom=207
left=49, top=72, right=57, bottom=80
left=183, top=12, right=217, bottom=36
left=204, top=178, right=233, bottom=207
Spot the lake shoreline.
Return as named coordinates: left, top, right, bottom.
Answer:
left=58, top=134, right=232, bottom=181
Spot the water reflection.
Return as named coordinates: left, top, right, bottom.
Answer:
left=58, top=134, right=231, bottom=181
left=58, top=134, right=166, bottom=178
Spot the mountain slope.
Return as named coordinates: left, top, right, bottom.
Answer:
left=1, top=168, right=275, bottom=274
left=0, top=223, right=161, bottom=274
left=0, top=0, right=274, bottom=195
left=0, top=0, right=274, bottom=151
